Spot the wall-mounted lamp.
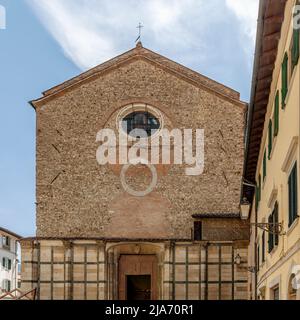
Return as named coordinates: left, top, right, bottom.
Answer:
left=240, top=197, right=251, bottom=220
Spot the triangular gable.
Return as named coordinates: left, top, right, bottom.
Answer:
left=30, top=42, right=245, bottom=108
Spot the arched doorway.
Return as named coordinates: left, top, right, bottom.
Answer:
left=106, top=243, right=164, bottom=300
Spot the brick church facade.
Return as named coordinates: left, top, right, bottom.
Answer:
left=21, top=43, right=249, bottom=300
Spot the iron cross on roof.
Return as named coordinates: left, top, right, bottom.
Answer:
left=136, top=22, right=144, bottom=44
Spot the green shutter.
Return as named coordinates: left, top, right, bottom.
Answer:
left=292, top=25, right=300, bottom=69
left=268, top=214, right=274, bottom=253
left=289, top=163, right=298, bottom=226
left=257, top=245, right=260, bottom=271
left=289, top=172, right=293, bottom=226
left=259, top=175, right=262, bottom=202
left=268, top=120, right=273, bottom=159
left=274, top=91, right=279, bottom=136
left=274, top=202, right=279, bottom=246
left=262, top=231, right=265, bottom=262
left=8, top=259, right=11, bottom=270
left=263, top=150, right=267, bottom=180
left=281, top=53, right=288, bottom=108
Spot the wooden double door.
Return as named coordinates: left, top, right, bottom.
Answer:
left=118, top=255, right=158, bottom=300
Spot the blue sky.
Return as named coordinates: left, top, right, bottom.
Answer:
left=0, top=0, right=259, bottom=237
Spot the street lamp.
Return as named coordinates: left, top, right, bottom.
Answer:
left=240, top=197, right=251, bottom=220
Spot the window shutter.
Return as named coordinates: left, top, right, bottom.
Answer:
left=268, top=120, right=273, bottom=159
left=2, top=257, right=5, bottom=268
left=263, top=150, right=267, bottom=180
left=281, top=53, right=288, bottom=108
left=274, top=91, right=279, bottom=136
left=262, top=231, right=265, bottom=263
left=289, top=172, right=293, bottom=227
left=274, top=202, right=279, bottom=246
left=255, top=185, right=259, bottom=211
left=292, top=27, right=300, bottom=69
left=257, top=245, right=260, bottom=271
left=268, top=215, right=274, bottom=253
left=7, top=280, right=11, bottom=292
left=289, top=163, right=298, bottom=226
left=292, top=164, right=298, bottom=223
left=259, top=175, right=262, bottom=202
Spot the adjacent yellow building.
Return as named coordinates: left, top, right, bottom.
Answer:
left=245, top=0, right=300, bottom=300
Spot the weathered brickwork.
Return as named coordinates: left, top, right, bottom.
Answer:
left=33, top=45, right=246, bottom=238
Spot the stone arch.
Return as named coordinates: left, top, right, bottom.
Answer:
left=287, top=262, right=300, bottom=300
left=105, top=242, right=165, bottom=300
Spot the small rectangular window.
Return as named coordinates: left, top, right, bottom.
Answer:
left=2, top=236, right=10, bottom=249
left=193, top=221, right=202, bottom=241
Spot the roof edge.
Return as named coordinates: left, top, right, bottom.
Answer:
left=29, top=44, right=245, bottom=109
left=0, top=227, right=22, bottom=240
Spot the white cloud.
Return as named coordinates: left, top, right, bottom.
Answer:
left=226, top=0, right=259, bottom=42
left=27, top=0, right=206, bottom=70
left=26, top=0, right=259, bottom=89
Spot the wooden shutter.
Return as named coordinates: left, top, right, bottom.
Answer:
left=262, top=231, right=265, bottom=263
left=255, top=185, right=259, bottom=211
left=292, top=26, right=300, bottom=68
left=281, top=53, right=288, bottom=108
left=263, top=150, right=267, bottom=180
left=274, top=202, right=279, bottom=246
left=268, top=120, right=273, bottom=159
left=2, top=257, right=5, bottom=268
left=8, top=259, right=11, bottom=270
left=268, top=214, right=274, bottom=253
left=274, top=91, right=279, bottom=136
left=289, top=171, right=293, bottom=226
left=259, top=175, right=262, bottom=202
left=289, top=163, right=298, bottom=226
left=257, top=244, right=260, bottom=271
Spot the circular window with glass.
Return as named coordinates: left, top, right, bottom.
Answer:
left=121, top=111, right=161, bottom=138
